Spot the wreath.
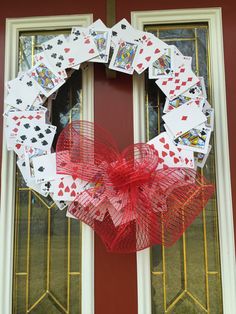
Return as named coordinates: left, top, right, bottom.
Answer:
left=4, top=18, right=214, bottom=253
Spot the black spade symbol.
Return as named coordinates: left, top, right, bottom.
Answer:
left=166, top=69, right=170, bottom=74
left=56, top=62, right=62, bottom=68
left=51, top=53, right=57, bottom=59
left=41, top=140, right=48, bottom=146
left=23, top=123, right=30, bottom=129
left=34, top=126, right=41, bottom=131
left=57, top=39, right=63, bottom=45
left=38, top=166, right=45, bottom=172
left=38, top=133, right=45, bottom=139
left=112, top=31, right=118, bottom=37
left=45, top=128, right=52, bottom=134
left=27, top=81, right=33, bottom=87
left=31, top=137, right=37, bottom=143
left=22, top=162, right=26, bottom=167
left=121, top=24, right=126, bottom=30
left=201, top=131, right=206, bottom=136
left=20, top=135, right=27, bottom=141
left=46, top=44, right=53, bottom=50
left=16, top=99, right=22, bottom=104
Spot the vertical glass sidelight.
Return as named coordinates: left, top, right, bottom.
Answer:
left=145, top=24, right=223, bottom=313
left=12, top=31, right=82, bottom=314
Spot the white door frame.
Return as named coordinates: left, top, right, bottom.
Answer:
left=0, top=14, right=94, bottom=314
left=131, top=8, right=236, bottom=314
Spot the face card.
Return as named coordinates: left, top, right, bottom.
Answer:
left=89, top=28, right=112, bottom=63
left=162, top=102, right=207, bottom=138
left=163, top=96, right=205, bottom=114
left=174, top=125, right=212, bottom=154
left=148, top=46, right=173, bottom=79
left=28, top=61, right=65, bottom=97
left=194, top=145, right=212, bottom=168
left=16, top=119, right=56, bottom=151
left=109, top=39, right=140, bottom=74
left=5, top=73, right=40, bottom=110
left=156, top=66, right=199, bottom=100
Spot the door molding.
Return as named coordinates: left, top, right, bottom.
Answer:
left=131, top=8, right=236, bottom=314
left=0, top=14, right=94, bottom=314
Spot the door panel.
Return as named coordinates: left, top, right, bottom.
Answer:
left=13, top=32, right=82, bottom=314
left=144, top=23, right=223, bottom=313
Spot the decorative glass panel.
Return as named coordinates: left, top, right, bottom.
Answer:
left=12, top=31, right=82, bottom=314
left=145, top=24, right=223, bottom=313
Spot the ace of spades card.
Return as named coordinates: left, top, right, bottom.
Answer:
left=109, top=39, right=140, bottom=74
left=28, top=61, right=65, bottom=97
left=156, top=66, right=199, bottom=100
left=16, top=119, right=56, bottom=151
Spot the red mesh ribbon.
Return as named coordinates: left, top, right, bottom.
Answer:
left=56, top=121, right=214, bottom=253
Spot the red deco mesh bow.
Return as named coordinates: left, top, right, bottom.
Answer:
left=56, top=121, right=214, bottom=253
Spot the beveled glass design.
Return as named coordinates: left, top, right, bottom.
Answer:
left=145, top=24, right=223, bottom=313
left=12, top=32, right=82, bottom=313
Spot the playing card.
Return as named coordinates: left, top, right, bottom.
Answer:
left=32, top=152, right=62, bottom=183
left=67, top=29, right=99, bottom=67
left=5, top=110, right=46, bottom=149
left=16, top=119, right=56, bottom=151
left=41, top=35, right=73, bottom=70
left=89, top=28, right=112, bottom=63
left=162, top=102, right=206, bottom=138
left=134, top=33, right=167, bottom=74
left=204, top=108, right=214, bottom=130
left=156, top=66, right=199, bottom=100
left=109, top=39, right=140, bottom=74
left=43, top=176, right=89, bottom=201
left=163, top=95, right=204, bottom=113
left=27, top=61, right=65, bottom=97
left=17, top=157, right=30, bottom=183
left=174, top=124, right=212, bottom=154
left=148, top=46, right=173, bottom=79
left=171, top=45, right=192, bottom=70
left=111, top=18, right=138, bottom=46
left=5, top=73, right=40, bottom=110
left=148, top=132, right=187, bottom=169
left=194, top=145, right=212, bottom=168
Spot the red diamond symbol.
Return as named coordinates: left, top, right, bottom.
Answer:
left=170, top=90, right=175, bottom=94
left=175, top=79, right=180, bottom=83
left=162, top=81, right=168, bottom=85
left=13, top=116, right=18, bottom=121
left=180, top=68, right=185, bottom=73
left=176, top=86, right=181, bottom=90
left=28, top=115, right=33, bottom=120
left=168, top=78, right=173, bottom=81
left=35, top=115, right=41, bottom=120
left=187, top=77, right=193, bottom=82
left=13, top=128, right=18, bottom=133
left=182, top=82, right=187, bottom=86
left=175, top=73, right=180, bottom=77
left=181, top=115, right=188, bottom=121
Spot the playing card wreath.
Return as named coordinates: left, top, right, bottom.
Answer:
left=4, top=18, right=214, bottom=253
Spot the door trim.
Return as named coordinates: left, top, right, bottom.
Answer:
left=0, top=14, right=94, bottom=314
left=131, top=8, right=236, bottom=314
